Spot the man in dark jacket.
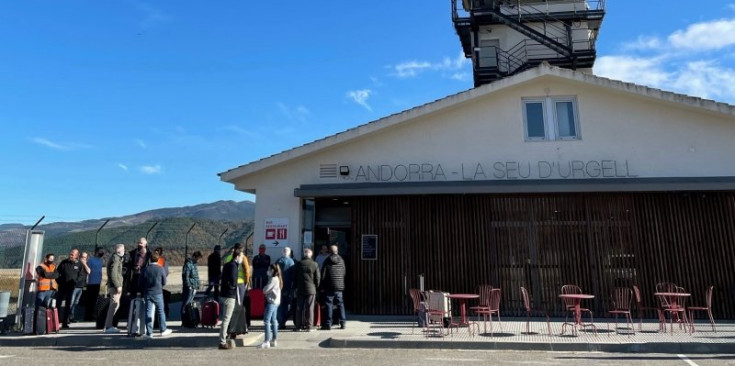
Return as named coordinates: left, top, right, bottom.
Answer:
left=219, top=248, right=241, bottom=350
left=252, top=244, right=271, bottom=289
left=181, top=251, right=203, bottom=315
left=125, top=238, right=150, bottom=296
left=320, top=245, right=347, bottom=330
left=56, top=249, right=85, bottom=329
left=104, top=244, right=126, bottom=333
left=206, top=245, right=222, bottom=299
left=294, top=248, right=320, bottom=331
left=140, top=251, right=172, bottom=339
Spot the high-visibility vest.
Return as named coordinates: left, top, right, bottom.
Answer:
left=38, top=263, right=58, bottom=291
left=224, top=253, right=251, bottom=285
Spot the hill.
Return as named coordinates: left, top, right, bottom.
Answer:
left=0, top=200, right=255, bottom=268
left=0, top=200, right=254, bottom=248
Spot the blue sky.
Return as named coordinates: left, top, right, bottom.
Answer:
left=2, top=1, right=735, bottom=224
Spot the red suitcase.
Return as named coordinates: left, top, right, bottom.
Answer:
left=46, top=308, right=60, bottom=334
left=201, top=299, right=220, bottom=327
left=249, top=288, right=265, bottom=318
left=314, top=301, right=321, bottom=327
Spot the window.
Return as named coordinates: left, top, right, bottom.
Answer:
left=523, top=97, right=580, bottom=141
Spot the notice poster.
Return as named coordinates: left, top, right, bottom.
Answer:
left=361, top=234, right=378, bottom=260
left=264, top=218, right=289, bottom=248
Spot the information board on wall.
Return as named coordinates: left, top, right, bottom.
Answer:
left=265, top=218, right=289, bottom=248
left=361, top=234, right=378, bottom=260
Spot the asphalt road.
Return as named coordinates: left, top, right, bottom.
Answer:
left=0, top=347, right=732, bottom=366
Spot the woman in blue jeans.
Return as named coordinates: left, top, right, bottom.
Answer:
left=258, top=264, right=282, bottom=349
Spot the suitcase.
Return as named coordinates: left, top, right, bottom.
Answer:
left=35, top=307, right=47, bottom=335
left=201, top=299, right=220, bottom=328
left=46, top=307, right=60, bottom=334
left=227, top=304, right=248, bottom=335
left=126, top=297, right=145, bottom=336
left=23, top=307, right=35, bottom=335
left=249, top=288, right=265, bottom=318
left=181, top=301, right=201, bottom=328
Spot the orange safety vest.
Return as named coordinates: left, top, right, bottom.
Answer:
left=37, top=263, right=58, bottom=291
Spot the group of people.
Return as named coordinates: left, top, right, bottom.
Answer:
left=33, top=238, right=348, bottom=350
left=209, top=243, right=347, bottom=350
left=35, top=248, right=104, bottom=329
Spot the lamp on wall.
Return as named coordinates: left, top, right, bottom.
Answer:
left=339, top=165, right=350, bottom=176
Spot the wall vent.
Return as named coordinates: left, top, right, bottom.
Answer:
left=320, top=164, right=338, bottom=179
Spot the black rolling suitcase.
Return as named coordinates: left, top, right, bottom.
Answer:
left=35, top=307, right=47, bottom=335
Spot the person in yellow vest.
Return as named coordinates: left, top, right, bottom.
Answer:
left=223, top=242, right=251, bottom=328
left=36, top=253, right=58, bottom=307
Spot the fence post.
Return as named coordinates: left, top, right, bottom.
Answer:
left=184, top=223, right=196, bottom=259
left=94, top=219, right=110, bottom=253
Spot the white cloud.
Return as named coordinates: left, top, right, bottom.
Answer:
left=140, top=165, right=162, bottom=175
left=594, top=56, right=672, bottom=88
left=118, top=163, right=129, bottom=171
left=596, top=16, right=735, bottom=104
left=31, top=137, right=92, bottom=151
left=133, top=1, right=173, bottom=29
left=221, top=125, right=259, bottom=137
left=668, top=19, right=735, bottom=51
left=31, top=137, right=68, bottom=150
left=390, top=52, right=471, bottom=80
left=135, top=138, right=147, bottom=149
left=622, top=36, right=664, bottom=51
left=393, top=61, right=432, bottom=78
left=276, top=102, right=310, bottom=122
left=346, top=89, right=373, bottom=111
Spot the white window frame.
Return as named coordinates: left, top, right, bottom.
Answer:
left=522, top=96, right=581, bottom=141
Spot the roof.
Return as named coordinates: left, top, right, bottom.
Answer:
left=219, top=62, right=735, bottom=183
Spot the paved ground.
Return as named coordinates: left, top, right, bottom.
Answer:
left=1, top=315, right=733, bottom=355
left=0, top=346, right=733, bottom=366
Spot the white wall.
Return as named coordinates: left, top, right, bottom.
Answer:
left=231, top=75, right=735, bottom=258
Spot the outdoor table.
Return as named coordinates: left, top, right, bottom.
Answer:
left=654, top=292, right=691, bottom=334
left=558, top=294, right=595, bottom=335
left=447, top=293, right=479, bottom=326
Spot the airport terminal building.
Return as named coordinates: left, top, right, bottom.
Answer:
left=220, top=1, right=735, bottom=317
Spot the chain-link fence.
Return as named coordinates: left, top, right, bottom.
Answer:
left=0, top=218, right=254, bottom=316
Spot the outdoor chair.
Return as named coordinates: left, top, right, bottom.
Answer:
left=560, top=285, right=594, bottom=325
left=520, top=286, right=551, bottom=335
left=425, top=291, right=458, bottom=337
left=408, top=288, right=426, bottom=334
left=607, top=287, right=635, bottom=337
left=469, top=284, right=493, bottom=314
left=633, top=285, right=664, bottom=331
left=475, top=288, right=502, bottom=336
left=688, top=285, right=716, bottom=333
left=659, top=286, right=690, bottom=335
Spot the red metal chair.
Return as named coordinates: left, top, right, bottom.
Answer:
left=658, top=286, right=690, bottom=335
left=469, top=284, right=493, bottom=314
left=425, top=291, right=458, bottom=337
left=688, top=286, right=716, bottom=333
left=475, top=288, right=502, bottom=336
left=408, top=288, right=425, bottom=334
left=520, top=286, right=551, bottom=336
left=633, top=285, right=664, bottom=331
left=560, top=285, right=594, bottom=325
left=607, top=287, right=635, bottom=337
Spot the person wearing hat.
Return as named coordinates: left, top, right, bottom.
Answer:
left=252, top=244, right=271, bottom=290
left=206, top=245, right=222, bottom=299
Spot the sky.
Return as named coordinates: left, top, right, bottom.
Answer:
left=2, top=1, right=735, bottom=225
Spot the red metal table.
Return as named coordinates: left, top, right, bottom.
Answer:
left=447, top=293, right=479, bottom=326
left=654, top=292, right=691, bottom=334
left=558, top=294, right=596, bottom=335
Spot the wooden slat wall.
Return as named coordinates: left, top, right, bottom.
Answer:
left=347, top=192, right=735, bottom=318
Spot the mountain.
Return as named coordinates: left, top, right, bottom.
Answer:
left=0, top=200, right=255, bottom=249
